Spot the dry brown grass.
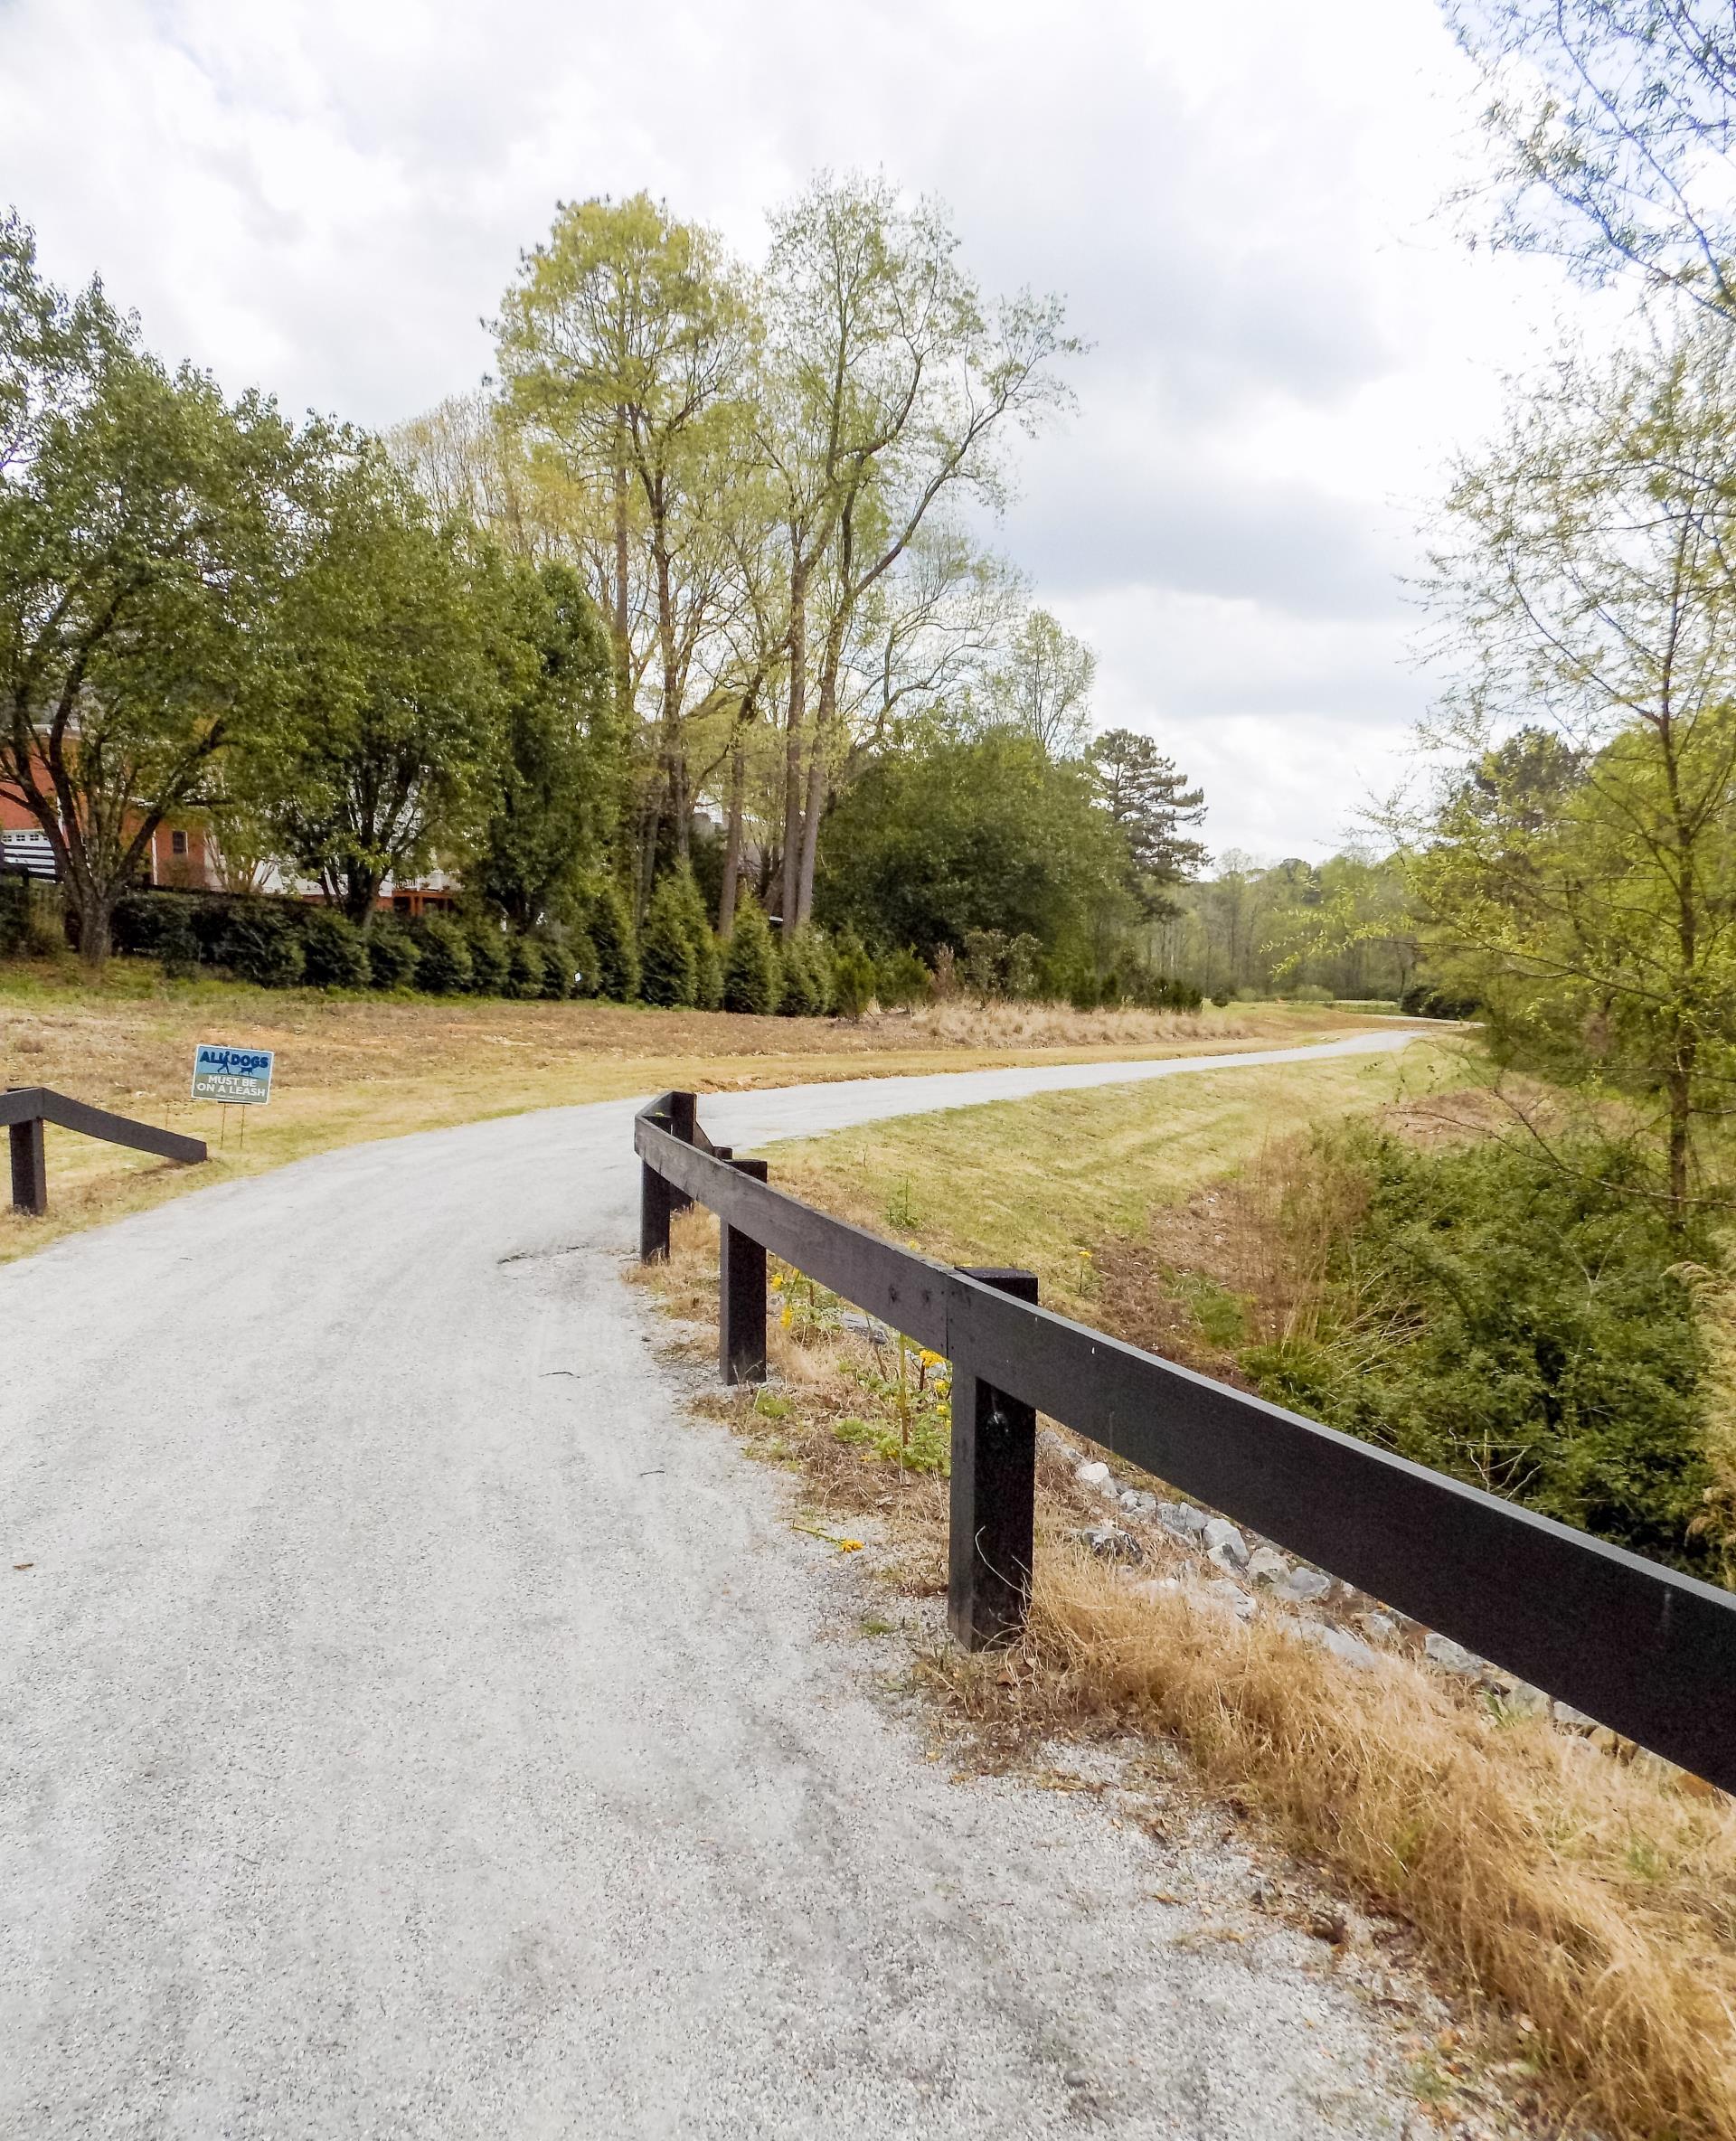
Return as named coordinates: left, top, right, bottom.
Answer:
left=0, top=958, right=1390, bottom=1263
left=639, top=1153, right=1736, bottom=2141
left=1014, top=1552, right=1736, bottom=2141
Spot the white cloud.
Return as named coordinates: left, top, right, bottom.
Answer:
left=0, top=0, right=1577, bottom=854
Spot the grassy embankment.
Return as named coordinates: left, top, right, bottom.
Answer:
left=0, top=957, right=1395, bottom=1264
left=638, top=1042, right=1736, bottom=2141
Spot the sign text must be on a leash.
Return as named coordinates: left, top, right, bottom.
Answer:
left=190, top=1044, right=274, bottom=1106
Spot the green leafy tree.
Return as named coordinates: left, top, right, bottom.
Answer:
left=722, top=888, right=778, bottom=1014
left=251, top=446, right=503, bottom=928
left=1410, top=312, right=1736, bottom=1223
left=0, top=212, right=307, bottom=967
left=469, top=559, right=624, bottom=929
left=639, top=876, right=699, bottom=1006
left=986, top=608, right=1095, bottom=757
left=815, top=731, right=1131, bottom=963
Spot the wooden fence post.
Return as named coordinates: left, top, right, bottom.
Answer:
left=948, top=1267, right=1041, bottom=1650
left=8, top=1108, right=46, bottom=1217
left=720, top=1159, right=769, bottom=1385
left=667, top=1091, right=696, bottom=1218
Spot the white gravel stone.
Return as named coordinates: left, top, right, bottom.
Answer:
left=1424, top=1633, right=1481, bottom=1677
left=1304, top=1625, right=1381, bottom=1671
left=1158, top=1501, right=1208, bottom=1538
left=1118, top=1489, right=1158, bottom=1518
left=1202, top=1517, right=1249, bottom=1566
left=1278, top=1567, right=1331, bottom=1605
left=1075, top=1459, right=1113, bottom=1494
left=1361, top=1612, right=1400, bottom=1645
left=1246, top=1546, right=1291, bottom=1586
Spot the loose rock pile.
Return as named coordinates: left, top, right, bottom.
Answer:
left=1046, top=1428, right=1586, bottom=1732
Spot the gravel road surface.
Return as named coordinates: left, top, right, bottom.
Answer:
left=1, top=1032, right=1433, bottom=2138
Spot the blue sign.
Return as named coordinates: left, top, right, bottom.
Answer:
left=191, top=1043, right=274, bottom=1105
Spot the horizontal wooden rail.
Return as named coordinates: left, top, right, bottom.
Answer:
left=5, top=1086, right=206, bottom=1215
left=636, top=1090, right=1736, bottom=1795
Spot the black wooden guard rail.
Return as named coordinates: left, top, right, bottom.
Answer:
left=636, top=1090, right=1736, bottom=1793
left=3, top=1086, right=207, bottom=1215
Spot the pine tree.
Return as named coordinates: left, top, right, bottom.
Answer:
left=588, top=881, right=640, bottom=1002
left=722, top=890, right=779, bottom=1014
left=1089, top=729, right=1207, bottom=914
left=778, top=923, right=834, bottom=1016
left=669, top=861, right=723, bottom=1010
left=640, top=878, right=698, bottom=1007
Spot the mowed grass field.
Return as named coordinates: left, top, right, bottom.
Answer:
left=0, top=958, right=1408, bottom=1263
left=761, top=1038, right=1465, bottom=1316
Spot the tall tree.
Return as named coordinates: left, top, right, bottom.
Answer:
left=1090, top=727, right=1207, bottom=914
left=495, top=195, right=753, bottom=910
left=250, top=446, right=504, bottom=927
left=0, top=212, right=304, bottom=967
left=761, top=174, right=1081, bottom=923
left=1410, top=310, right=1736, bottom=1222
left=469, top=559, right=625, bottom=929
left=987, top=607, right=1095, bottom=757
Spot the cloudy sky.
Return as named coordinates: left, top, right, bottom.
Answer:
left=0, top=0, right=1580, bottom=859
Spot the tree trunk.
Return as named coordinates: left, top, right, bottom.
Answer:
left=780, top=553, right=807, bottom=927
left=797, top=741, right=826, bottom=927
left=720, top=738, right=745, bottom=938
left=612, top=409, right=630, bottom=659
left=78, top=893, right=112, bottom=973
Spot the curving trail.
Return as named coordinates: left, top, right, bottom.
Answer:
left=0, top=1033, right=1426, bottom=2139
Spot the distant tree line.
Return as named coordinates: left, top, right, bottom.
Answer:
left=1, top=187, right=1217, bottom=1008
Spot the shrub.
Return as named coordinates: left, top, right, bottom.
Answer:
left=1401, top=982, right=1481, bottom=1021
left=464, top=919, right=511, bottom=996
left=299, top=909, right=370, bottom=990
left=414, top=915, right=473, bottom=995
left=722, top=891, right=778, bottom=1014
left=588, top=882, right=639, bottom=1003
left=778, top=923, right=834, bottom=1017
left=833, top=930, right=880, bottom=1020
left=639, top=878, right=698, bottom=1007
left=534, top=934, right=572, bottom=1000
left=1210, top=988, right=1231, bottom=1008
left=218, top=900, right=305, bottom=988
left=1248, top=1130, right=1714, bottom=1569
left=505, top=934, right=546, bottom=999
left=365, top=920, right=419, bottom=990
left=874, top=945, right=931, bottom=1009
left=0, top=872, right=26, bottom=956
left=113, top=889, right=202, bottom=976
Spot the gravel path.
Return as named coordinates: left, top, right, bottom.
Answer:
left=1, top=1033, right=1435, bottom=2139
